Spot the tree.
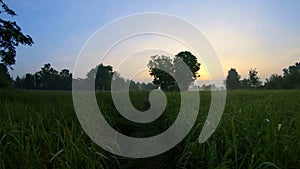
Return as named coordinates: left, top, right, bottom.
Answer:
left=240, top=78, right=250, bottom=89
left=263, top=62, right=300, bottom=89
left=147, top=55, right=175, bottom=91
left=13, top=62, right=157, bottom=91
left=36, top=63, right=60, bottom=90
left=174, top=51, right=201, bottom=90
left=248, top=68, right=262, bottom=89
left=86, top=64, right=113, bottom=91
left=0, top=63, right=11, bottom=88
left=226, top=68, right=240, bottom=90
left=283, top=62, right=300, bottom=89
left=147, top=51, right=201, bottom=91
left=265, top=74, right=285, bottom=89
left=14, top=63, right=72, bottom=90
left=0, top=0, right=33, bottom=69
left=24, top=73, right=35, bottom=89
left=59, top=69, right=72, bottom=90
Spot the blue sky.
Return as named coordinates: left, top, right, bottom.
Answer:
left=6, top=0, right=300, bottom=85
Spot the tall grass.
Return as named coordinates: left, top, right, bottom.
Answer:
left=0, top=89, right=299, bottom=168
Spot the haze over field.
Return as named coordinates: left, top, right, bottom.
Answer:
left=7, top=0, right=300, bottom=86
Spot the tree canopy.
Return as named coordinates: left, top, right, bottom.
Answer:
left=147, top=55, right=175, bottom=91
left=14, top=63, right=157, bottom=91
left=147, top=51, right=201, bottom=91
left=225, top=68, right=240, bottom=90
left=248, top=68, right=262, bottom=89
left=86, top=64, right=114, bottom=91
left=265, top=62, right=300, bottom=89
left=15, top=63, right=72, bottom=90
left=174, top=51, right=201, bottom=90
left=0, top=0, right=33, bottom=69
left=226, top=68, right=262, bottom=90
left=0, top=63, right=11, bottom=88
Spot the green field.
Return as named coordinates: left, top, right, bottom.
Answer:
left=0, top=90, right=299, bottom=169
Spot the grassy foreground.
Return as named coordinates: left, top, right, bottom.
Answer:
left=0, top=89, right=299, bottom=168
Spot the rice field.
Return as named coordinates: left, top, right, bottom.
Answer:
left=0, top=89, right=299, bottom=168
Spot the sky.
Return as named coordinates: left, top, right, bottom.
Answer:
left=6, top=0, right=300, bottom=86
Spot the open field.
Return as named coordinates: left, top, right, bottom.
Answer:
left=0, top=89, right=299, bottom=168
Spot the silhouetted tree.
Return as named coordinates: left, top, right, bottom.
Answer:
left=148, top=55, right=175, bottom=91
left=148, top=51, right=201, bottom=91
left=0, top=0, right=33, bottom=70
left=24, top=73, right=35, bottom=89
left=240, top=78, right=250, bottom=89
left=36, top=63, right=60, bottom=90
left=174, top=51, right=201, bottom=91
left=14, top=63, right=72, bottom=90
left=59, top=69, right=72, bottom=90
left=0, top=63, right=12, bottom=88
left=226, top=68, right=240, bottom=90
left=283, top=62, right=300, bottom=89
left=265, top=74, right=285, bottom=89
left=86, top=64, right=113, bottom=91
left=248, top=68, right=262, bottom=89
left=14, top=62, right=157, bottom=91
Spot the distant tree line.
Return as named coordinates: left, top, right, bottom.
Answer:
left=74, top=63, right=157, bottom=91
left=225, top=62, right=300, bottom=90
left=1, top=50, right=200, bottom=91
left=264, top=62, right=300, bottom=89
left=0, top=63, right=12, bottom=88
left=226, top=68, right=262, bottom=90
left=10, top=63, right=156, bottom=91
left=14, top=63, right=72, bottom=90
left=1, top=60, right=300, bottom=91
left=1, top=61, right=299, bottom=91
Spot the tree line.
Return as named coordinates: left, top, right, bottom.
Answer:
left=6, top=63, right=156, bottom=91
left=14, top=63, right=72, bottom=90
left=225, top=62, right=300, bottom=90
left=0, top=50, right=200, bottom=91
left=1, top=57, right=299, bottom=91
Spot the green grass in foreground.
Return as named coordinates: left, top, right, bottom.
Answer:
left=0, top=89, right=299, bottom=168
